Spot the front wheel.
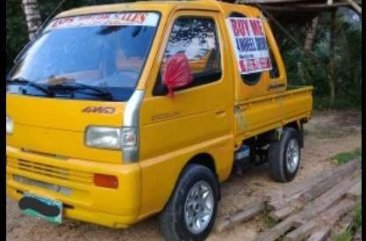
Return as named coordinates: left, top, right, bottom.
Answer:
left=159, top=164, right=219, bottom=241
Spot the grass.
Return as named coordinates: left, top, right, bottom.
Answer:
left=334, top=231, right=353, bottom=241
left=331, top=147, right=362, bottom=165
left=261, top=209, right=278, bottom=229
left=333, top=203, right=362, bottom=241
left=351, top=203, right=362, bottom=231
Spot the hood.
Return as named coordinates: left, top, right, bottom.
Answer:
left=6, top=94, right=125, bottom=163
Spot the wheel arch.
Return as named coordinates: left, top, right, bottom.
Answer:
left=186, top=153, right=217, bottom=175
left=284, top=120, right=301, bottom=131
left=166, top=152, right=221, bottom=208
left=284, top=120, right=304, bottom=147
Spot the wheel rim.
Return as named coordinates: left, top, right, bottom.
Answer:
left=286, top=138, right=300, bottom=173
left=184, top=180, right=214, bottom=234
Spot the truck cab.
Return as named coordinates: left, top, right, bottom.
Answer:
left=6, top=1, right=312, bottom=240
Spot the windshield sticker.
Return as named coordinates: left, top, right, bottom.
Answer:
left=46, top=12, right=159, bottom=30
left=226, top=17, right=272, bottom=74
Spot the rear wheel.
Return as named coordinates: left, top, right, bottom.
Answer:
left=159, top=164, right=219, bottom=241
left=268, top=127, right=301, bottom=182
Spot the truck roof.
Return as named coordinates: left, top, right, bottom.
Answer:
left=55, top=0, right=261, bottom=18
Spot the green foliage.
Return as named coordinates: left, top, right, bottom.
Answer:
left=331, top=147, right=361, bottom=165
left=334, top=231, right=353, bottom=241
left=6, top=0, right=28, bottom=71
left=272, top=8, right=361, bottom=110
left=351, top=203, right=362, bottom=231
left=314, top=95, right=361, bottom=110
left=333, top=203, right=361, bottom=241
left=6, top=0, right=134, bottom=72
left=261, top=209, right=278, bottom=229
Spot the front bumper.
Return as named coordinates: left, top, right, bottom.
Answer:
left=6, top=146, right=141, bottom=228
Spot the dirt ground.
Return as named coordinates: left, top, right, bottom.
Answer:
left=6, top=110, right=362, bottom=241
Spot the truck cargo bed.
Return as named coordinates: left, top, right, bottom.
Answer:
left=234, top=85, right=313, bottom=143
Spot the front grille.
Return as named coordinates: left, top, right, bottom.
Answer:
left=7, top=158, right=93, bottom=185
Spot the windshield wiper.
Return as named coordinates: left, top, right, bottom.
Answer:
left=51, top=82, right=114, bottom=100
left=7, top=77, right=55, bottom=97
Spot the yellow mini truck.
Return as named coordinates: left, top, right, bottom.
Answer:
left=6, top=0, right=313, bottom=240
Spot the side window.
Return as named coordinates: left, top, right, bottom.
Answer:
left=153, top=17, right=221, bottom=95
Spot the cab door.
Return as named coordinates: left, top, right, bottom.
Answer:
left=138, top=10, right=234, bottom=217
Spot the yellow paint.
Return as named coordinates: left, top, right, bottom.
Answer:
left=6, top=0, right=313, bottom=228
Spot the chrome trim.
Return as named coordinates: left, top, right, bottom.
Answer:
left=6, top=115, right=13, bottom=135
left=123, top=90, right=145, bottom=163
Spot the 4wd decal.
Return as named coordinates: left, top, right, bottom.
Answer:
left=82, top=106, right=116, bottom=114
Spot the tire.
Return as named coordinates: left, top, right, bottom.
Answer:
left=159, top=164, right=219, bottom=241
left=268, top=127, right=301, bottom=182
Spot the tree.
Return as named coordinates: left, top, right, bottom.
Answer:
left=328, top=9, right=336, bottom=105
left=269, top=8, right=361, bottom=109
left=21, top=0, right=42, bottom=40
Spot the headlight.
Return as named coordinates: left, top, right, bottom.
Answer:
left=6, top=116, right=13, bottom=134
left=85, top=126, right=137, bottom=150
left=85, top=126, right=121, bottom=149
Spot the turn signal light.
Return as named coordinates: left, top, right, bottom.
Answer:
left=93, top=174, right=118, bottom=189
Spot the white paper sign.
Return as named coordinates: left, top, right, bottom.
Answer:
left=226, top=17, right=272, bottom=74
left=46, top=12, right=159, bottom=30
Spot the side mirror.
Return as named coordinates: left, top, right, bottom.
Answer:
left=162, top=53, right=193, bottom=97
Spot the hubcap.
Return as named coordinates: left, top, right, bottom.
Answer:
left=286, top=138, right=300, bottom=173
left=184, top=181, right=214, bottom=234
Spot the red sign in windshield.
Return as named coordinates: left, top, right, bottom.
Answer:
left=47, top=12, right=159, bottom=30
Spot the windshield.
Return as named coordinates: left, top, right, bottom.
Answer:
left=7, top=12, right=160, bottom=101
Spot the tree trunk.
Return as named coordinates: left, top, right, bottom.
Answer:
left=22, top=0, right=42, bottom=41
left=304, top=17, right=319, bottom=54
left=328, top=10, right=336, bottom=105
